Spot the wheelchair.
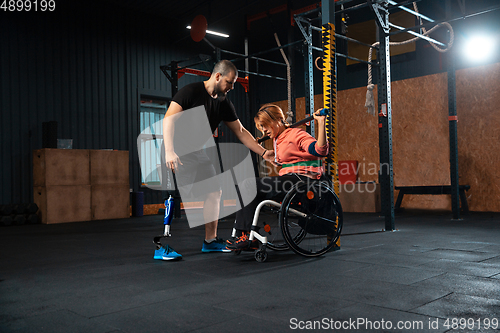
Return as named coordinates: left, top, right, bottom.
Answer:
left=231, top=179, right=343, bottom=262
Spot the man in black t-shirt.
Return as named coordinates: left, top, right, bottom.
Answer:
left=163, top=60, right=275, bottom=255
left=171, top=75, right=238, bottom=133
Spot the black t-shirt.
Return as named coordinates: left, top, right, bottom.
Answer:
left=172, top=82, right=238, bottom=133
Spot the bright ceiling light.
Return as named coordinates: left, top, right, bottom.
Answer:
left=463, top=35, right=496, bottom=62
left=186, top=26, right=229, bottom=38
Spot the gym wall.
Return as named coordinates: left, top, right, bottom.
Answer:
left=269, top=61, right=500, bottom=212
left=0, top=1, right=249, bottom=206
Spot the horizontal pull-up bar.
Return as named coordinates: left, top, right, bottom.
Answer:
left=292, top=4, right=321, bottom=21
left=388, top=4, right=500, bottom=37
left=388, top=22, right=446, bottom=46
left=296, top=16, right=377, bottom=65
left=293, top=0, right=427, bottom=19
left=334, top=2, right=369, bottom=15
left=221, top=49, right=287, bottom=67
left=387, top=0, right=434, bottom=23
left=229, top=40, right=304, bottom=64
left=336, top=33, right=379, bottom=50
left=335, top=33, right=379, bottom=50
left=172, top=67, right=250, bottom=92
left=309, top=45, right=378, bottom=66
left=238, top=69, right=286, bottom=81
left=334, top=0, right=424, bottom=17
left=292, top=0, right=371, bottom=20
left=337, top=53, right=378, bottom=66
left=308, top=24, right=378, bottom=50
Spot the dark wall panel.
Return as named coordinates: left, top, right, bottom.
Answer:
left=0, top=2, right=198, bottom=205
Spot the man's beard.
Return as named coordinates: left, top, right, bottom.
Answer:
left=214, top=83, right=227, bottom=100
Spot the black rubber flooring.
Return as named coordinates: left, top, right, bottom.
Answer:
left=1, top=210, right=500, bottom=332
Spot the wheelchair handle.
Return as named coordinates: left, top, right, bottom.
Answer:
left=257, top=108, right=329, bottom=143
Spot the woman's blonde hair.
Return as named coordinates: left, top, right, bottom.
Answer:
left=254, top=104, right=289, bottom=132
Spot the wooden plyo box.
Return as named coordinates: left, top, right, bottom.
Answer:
left=90, top=150, right=129, bottom=185
left=339, top=183, right=381, bottom=213
left=33, top=149, right=90, bottom=186
left=34, top=185, right=91, bottom=224
left=33, top=149, right=130, bottom=223
left=91, top=184, right=130, bottom=220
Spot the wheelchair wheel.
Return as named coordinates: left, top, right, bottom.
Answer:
left=280, top=180, right=343, bottom=257
left=254, top=249, right=268, bottom=262
left=258, top=205, right=288, bottom=251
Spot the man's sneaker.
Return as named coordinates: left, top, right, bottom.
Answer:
left=154, top=245, right=182, bottom=260
left=227, top=233, right=259, bottom=250
left=202, top=238, right=231, bottom=253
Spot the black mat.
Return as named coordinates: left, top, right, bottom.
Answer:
left=1, top=210, right=499, bottom=332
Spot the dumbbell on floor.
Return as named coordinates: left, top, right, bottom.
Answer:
left=1, top=215, right=13, bottom=226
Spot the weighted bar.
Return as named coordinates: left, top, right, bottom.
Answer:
left=258, top=108, right=329, bottom=143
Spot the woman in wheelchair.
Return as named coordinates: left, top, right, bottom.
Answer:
left=227, top=103, right=330, bottom=250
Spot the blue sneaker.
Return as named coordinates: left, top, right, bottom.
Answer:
left=154, top=245, right=182, bottom=260
left=202, top=238, right=231, bottom=253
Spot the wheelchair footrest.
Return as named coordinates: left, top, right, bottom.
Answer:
left=229, top=243, right=260, bottom=251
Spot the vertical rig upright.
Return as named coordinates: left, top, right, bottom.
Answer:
left=322, top=0, right=340, bottom=247
left=372, top=1, right=395, bottom=231
left=446, top=0, right=460, bottom=219
left=447, top=50, right=460, bottom=219
left=322, top=0, right=339, bottom=195
left=301, top=23, right=315, bottom=136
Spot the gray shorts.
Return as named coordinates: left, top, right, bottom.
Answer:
left=176, top=149, right=222, bottom=199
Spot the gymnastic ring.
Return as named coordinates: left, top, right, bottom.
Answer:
left=314, top=56, right=322, bottom=70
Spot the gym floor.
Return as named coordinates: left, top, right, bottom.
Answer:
left=1, top=210, right=500, bottom=332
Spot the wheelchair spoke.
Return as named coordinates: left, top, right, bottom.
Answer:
left=258, top=206, right=288, bottom=251
left=280, top=180, right=343, bottom=257
left=310, top=214, right=337, bottom=225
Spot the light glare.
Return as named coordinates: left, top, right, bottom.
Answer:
left=464, top=35, right=495, bottom=62
left=186, top=26, right=229, bottom=38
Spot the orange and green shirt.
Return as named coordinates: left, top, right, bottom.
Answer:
left=274, top=127, right=329, bottom=179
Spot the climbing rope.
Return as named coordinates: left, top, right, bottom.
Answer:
left=365, top=2, right=454, bottom=115
left=274, top=33, right=294, bottom=123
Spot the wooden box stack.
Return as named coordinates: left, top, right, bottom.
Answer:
left=33, top=149, right=129, bottom=224
left=90, top=150, right=130, bottom=221
left=339, top=183, right=381, bottom=213
left=33, top=149, right=91, bottom=224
